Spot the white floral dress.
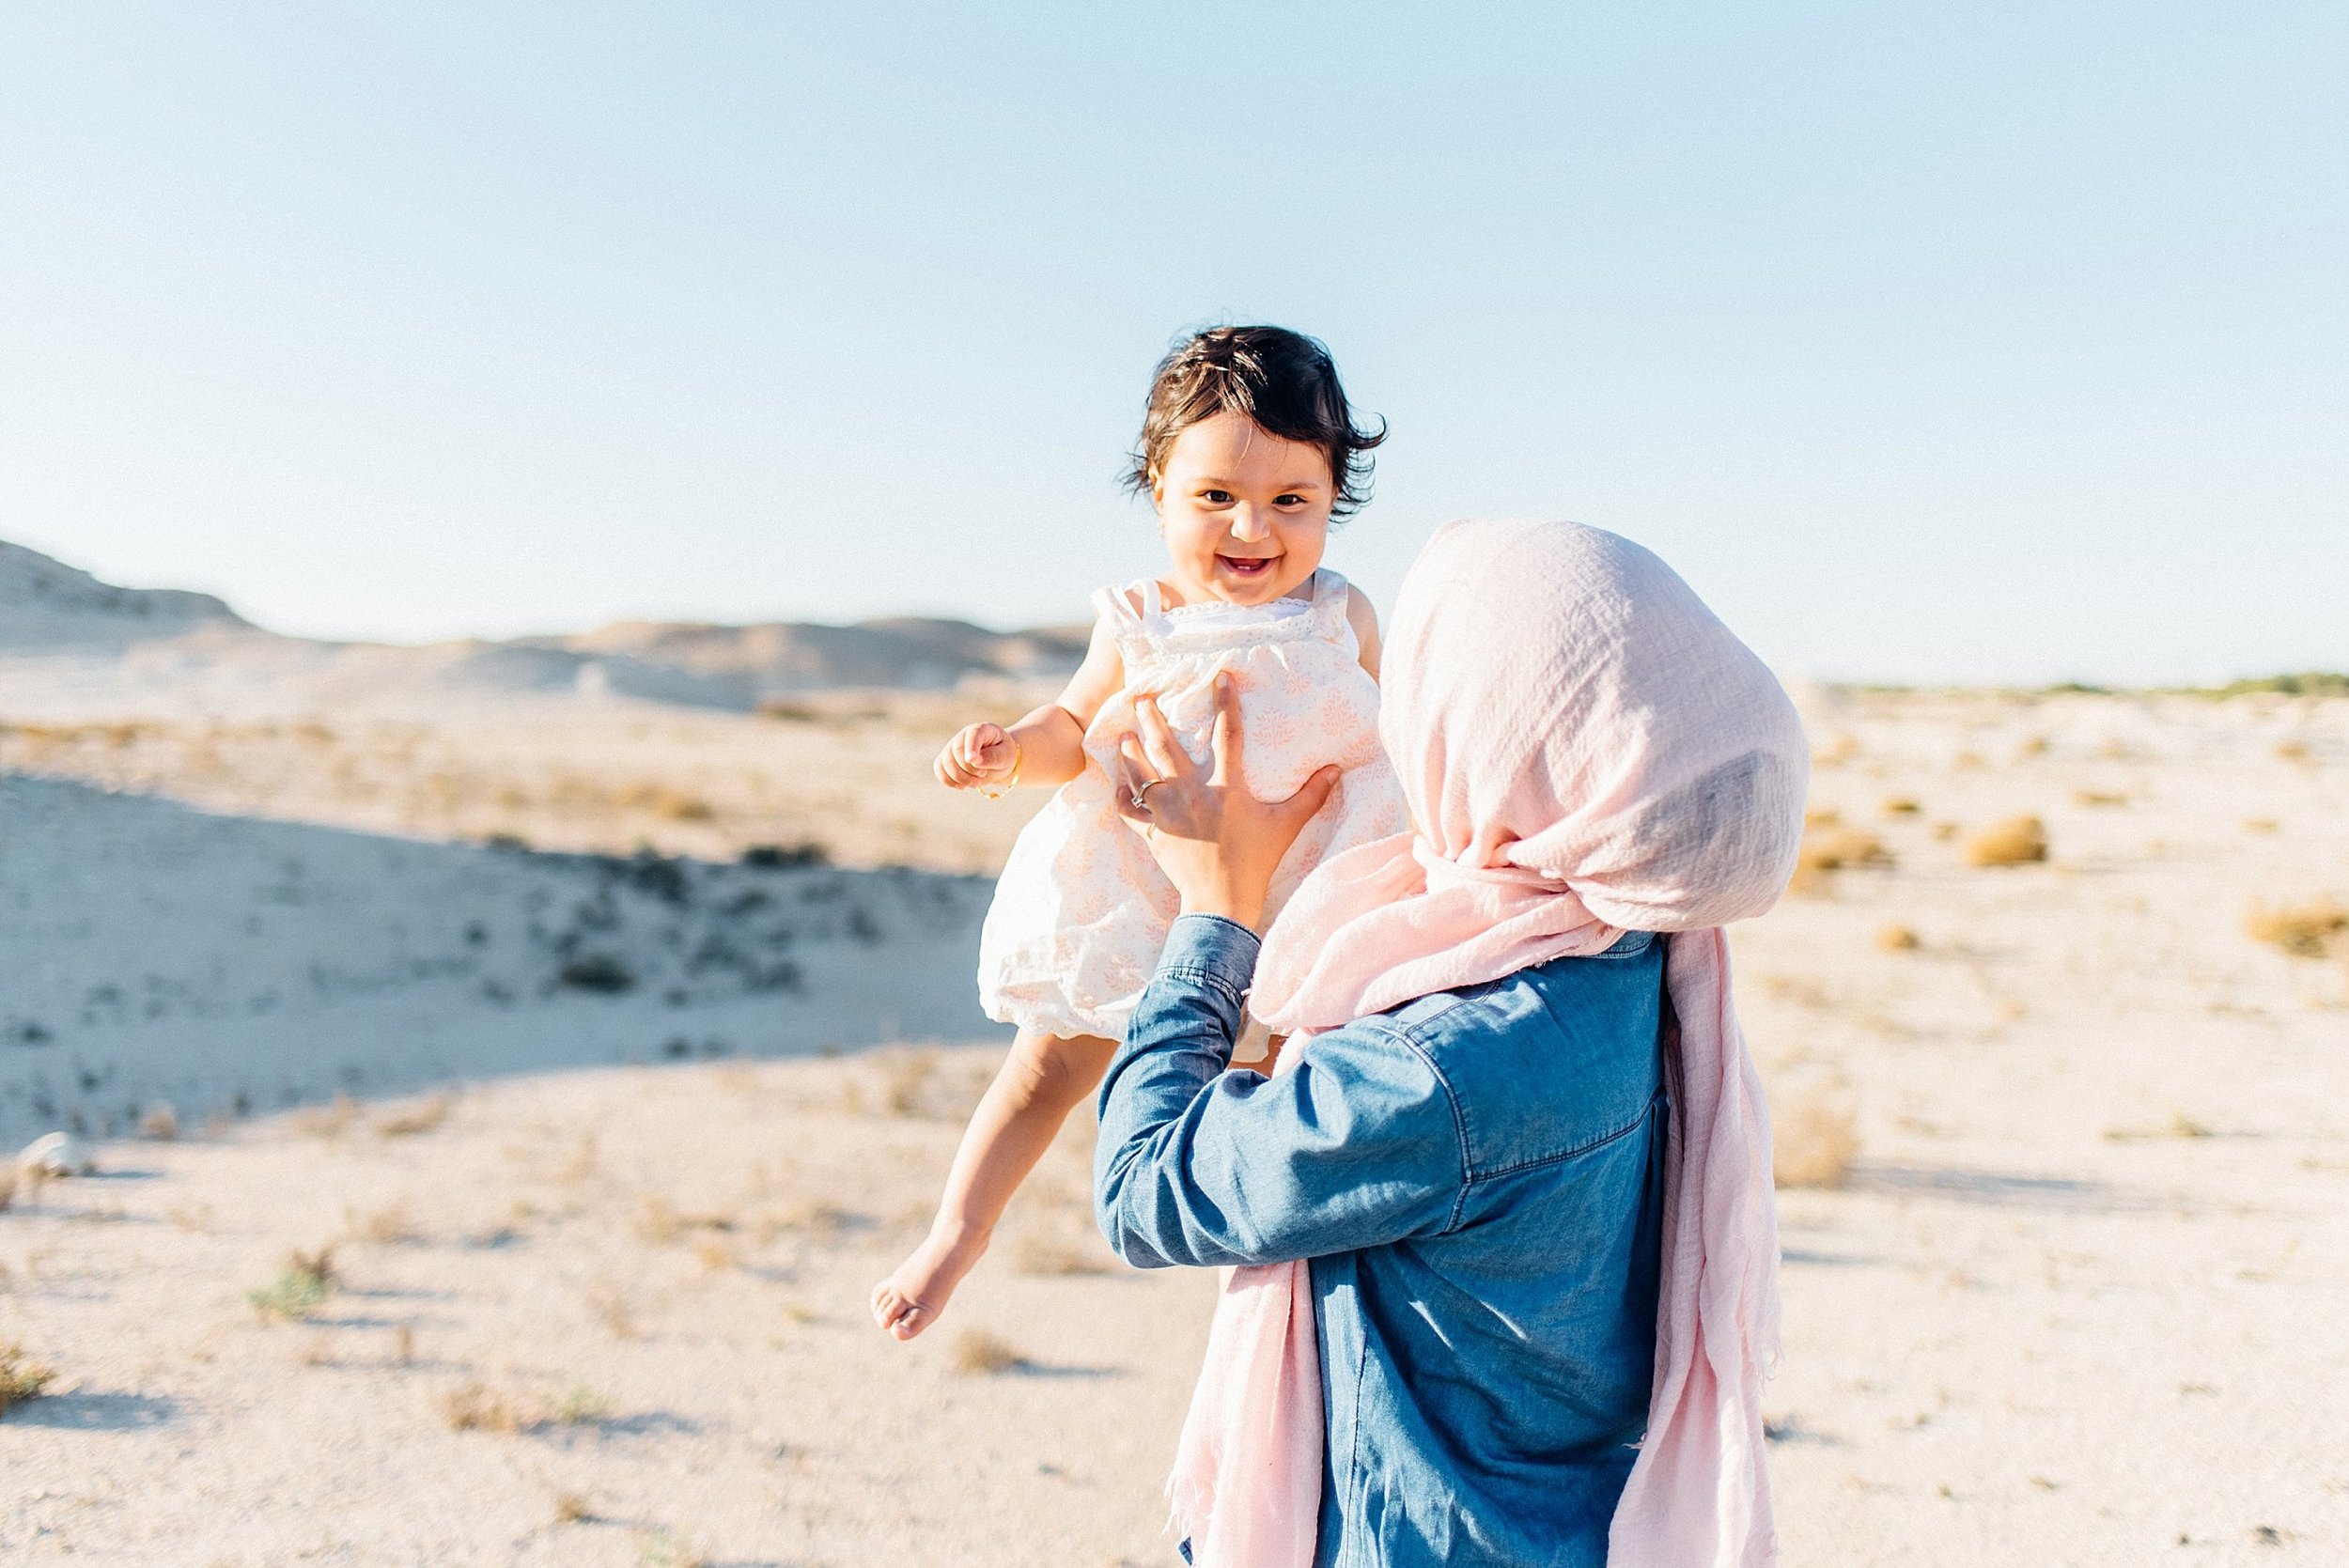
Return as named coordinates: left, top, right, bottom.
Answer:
left=978, top=569, right=1408, bottom=1041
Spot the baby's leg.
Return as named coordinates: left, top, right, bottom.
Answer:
left=870, top=1027, right=1117, bottom=1341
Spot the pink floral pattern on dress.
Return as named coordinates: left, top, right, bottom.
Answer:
left=977, top=570, right=1409, bottom=1040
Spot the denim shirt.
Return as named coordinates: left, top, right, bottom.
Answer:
left=1096, top=914, right=1668, bottom=1568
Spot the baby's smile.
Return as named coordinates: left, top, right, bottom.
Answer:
left=1217, top=552, right=1280, bottom=582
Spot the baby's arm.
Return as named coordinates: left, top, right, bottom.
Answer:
left=1346, top=585, right=1383, bottom=679
left=935, top=618, right=1126, bottom=791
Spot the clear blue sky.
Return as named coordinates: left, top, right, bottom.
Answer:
left=1, top=4, right=2341, bottom=683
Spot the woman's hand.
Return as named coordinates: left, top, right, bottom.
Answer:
left=936, top=722, right=1021, bottom=793
left=1114, top=673, right=1340, bottom=932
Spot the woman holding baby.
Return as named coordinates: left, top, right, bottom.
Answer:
left=891, top=326, right=1806, bottom=1564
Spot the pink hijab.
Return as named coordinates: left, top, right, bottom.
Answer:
left=1166, top=519, right=1807, bottom=1566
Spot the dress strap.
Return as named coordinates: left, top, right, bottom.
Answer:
left=1088, top=579, right=1159, bottom=628
left=1307, top=569, right=1354, bottom=636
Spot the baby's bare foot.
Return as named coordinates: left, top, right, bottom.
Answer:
left=870, top=1233, right=982, bottom=1342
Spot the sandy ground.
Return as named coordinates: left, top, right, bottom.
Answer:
left=3, top=687, right=2346, bottom=1564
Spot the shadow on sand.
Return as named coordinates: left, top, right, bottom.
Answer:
left=2, top=1390, right=179, bottom=1430
left=0, top=774, right=1005, bottom=1146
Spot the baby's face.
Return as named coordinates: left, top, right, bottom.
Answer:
left=1151, top=411, right=1332, bottom=606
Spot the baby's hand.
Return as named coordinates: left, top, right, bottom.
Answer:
left=936, top=722, right=1020, bottom=792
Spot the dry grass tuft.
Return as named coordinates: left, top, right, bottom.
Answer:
left=1773, top=1095, right=1860, bottom=1189
left=634, top=1195, right=736, bottom=1245
left=1014, top=1234, right=1114, bottom=1277
left=346, top=1201, right=421, bottom=1245
left=137, top=1102, right=179, bottom=1141
left=247, top=1246, right=339, bottom=1322
left=553, top=1491, right=593, bottom=1525
left=376, top=1094, right=453, bottom=1138
left=1881, top=796, right=1922, bottom=816
left=0, top=1341, right=56, bottom=1415
left=636, top=1529, right=709, bottom=1568
left=1965, top=815, right=2048, bottom=867
left=294, top=1093, right=361, bottom=1140
left=951, top=1328, right=1026, bottom=1376
left=1875, top=924, right=1921, bottom=954
left=879, top=1048, right=940, bottom=1117
left=555, top=1383, right=612, bottom=1424
left=2072, top=789, right=2129, bottom=808
left=2106, top=1110, right=2218, bottom=1142
left=587, top=1283, right=637, bottom=1340
left=1791, top=824, right=1892, bottom=891
left=439, top=1380, right=531, bottom=1434
left=2245, top=898, right=2348, bottom=959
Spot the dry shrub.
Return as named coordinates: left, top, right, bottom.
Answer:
left=2244, top=817, right=2280, bottom=835
left=0, top=1343, right=55, bottom=1413
left=0, top=1341, right=55, bottom=1414
left=555, top=1384, right=611, bottom=1424
left=552, top=1492, right=592, bottom=1526
left=587, top=1283, right=636, bottom=1340
left=1773, top=1096, right=1859, bottom=1189
left=1014, top=1234, right=1113, bottom=1277
left=2246, top=898, right=2348, bottom=959
left=756, top=1203, right=863, bottom=1244
left=1881, top=796, right=1922, bottom=816
left=556, top=1134, right=599, bottom=1184
left=952, top=1328, right=1025, bottom=1375
left=617, top=783, right=716, bottom=821
left=295, top=1093, right=360, bottom=1140
left=376, top=1094, right=452, bottom=1138
left=440, top=1380, right=531, bottom=1434
left=637, top=1529, right=709, bottom=1568
left=138, top=1102, right=179, bottom=1141
left=634, top=1195, right=735, bottom=1244
left=692, top=1236, right=739, bottom=1273
left=881, top=1049, right=937, bottom=1115
left=2072, top=789, right=2129, bottom=808
left=1875, top=924, right=1921, bottom=954
left=1813, top=734, right=1860, bottom=768
left=2276, top=739, right=2311, bottom=763
left=248, top=1246, right=338, bottom=1321
left=2106, top=1110, right=2217, bottom=1142
left=1791, top=824, right=1892, bottom=891
left=1965, top=815, right=2048, bottom=867
left=346, top=1202, right=421, bottom=1245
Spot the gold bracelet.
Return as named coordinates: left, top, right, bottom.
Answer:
left=978, top=738, right=1023, bottom=800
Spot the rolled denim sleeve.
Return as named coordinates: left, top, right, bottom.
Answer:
left=1095, top=914, right=1465, bottom=1269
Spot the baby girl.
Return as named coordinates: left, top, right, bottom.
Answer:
left=871, top=324, right=1408, bottom=1339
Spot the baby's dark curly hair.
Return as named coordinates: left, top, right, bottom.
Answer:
left=1124, top=325, right=1387, bottom=520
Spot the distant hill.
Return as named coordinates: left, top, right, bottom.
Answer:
left=537, top=616, right=1088, bottom=698
left=0, top=537, right=1085, bottom=718
left=0, top=538, right=251, bottom=645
